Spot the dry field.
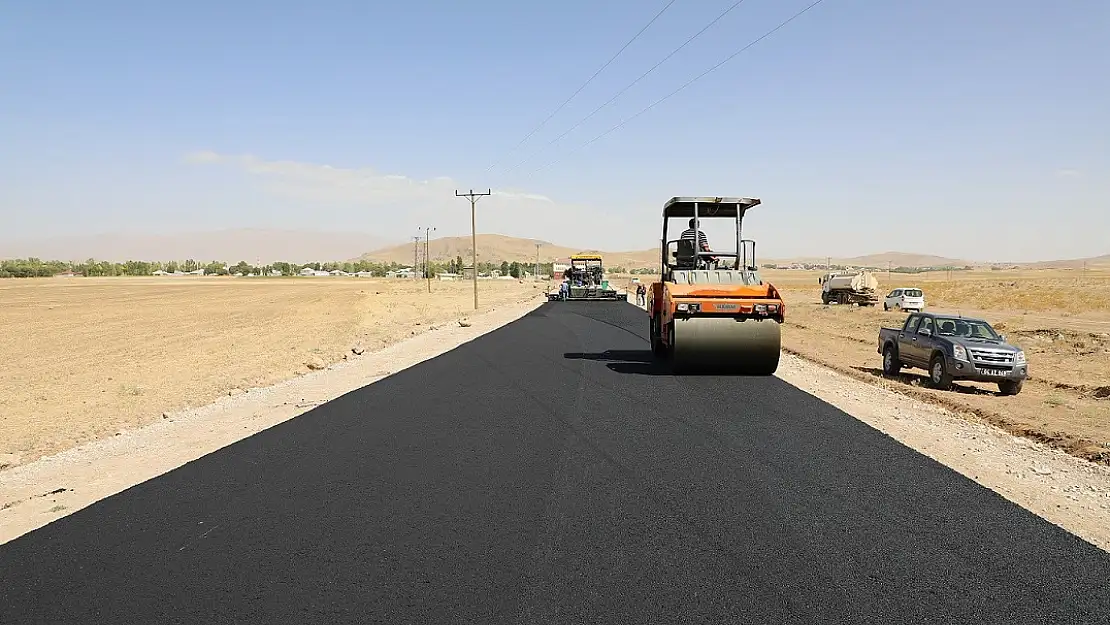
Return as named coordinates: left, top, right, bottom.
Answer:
left=0, top=276, right=545, bottom=469
left=613, top=268, right=1110, bottom=465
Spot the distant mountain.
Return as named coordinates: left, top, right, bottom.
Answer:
left=1008, top=254, right=1110, bottom=270
left=770, top=251, right=974, bottom=268
left=362, top=237, right=1110, bottom=271
left=7, top=228, right=1104, bottom=271
left=357, top=234, right=659, bottom=268
left=767, top=251, right=1110, bottom=270
left=0, top=229, right=397, bottom=264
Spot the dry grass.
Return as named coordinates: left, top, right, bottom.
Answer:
left=610, top=268, right=1110, bottom=464
left=918, top=278, right=1110, bottom=315
left=808, top=269, right=1110, bottom=316
left=0, top=276, right=544, bottom=466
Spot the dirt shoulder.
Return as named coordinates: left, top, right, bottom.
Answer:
left=0, top=276, right=546, bottom=470
left=0, top=294, right=546, bottom=545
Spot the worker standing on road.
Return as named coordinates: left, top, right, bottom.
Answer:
left=559, top=279, right=569, bottom=301
left=636, top=283, right=646, bottom=306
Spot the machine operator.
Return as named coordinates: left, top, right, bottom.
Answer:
left=680, top=218, right=717, bottom=265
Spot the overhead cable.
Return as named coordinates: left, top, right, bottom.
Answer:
left=484, top=0, right=679, bottom=175
left=521, top=0, right=831, bottom=180
left=501, top=0, right=752, bottom=176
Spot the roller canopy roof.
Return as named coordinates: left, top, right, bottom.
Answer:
left=662, top=196, right=761, bottom=218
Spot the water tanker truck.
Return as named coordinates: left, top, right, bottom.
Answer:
left=819, top=270, right=880, bottom=306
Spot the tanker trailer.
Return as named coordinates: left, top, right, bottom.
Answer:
left=819, top=270, right=880, bottom=306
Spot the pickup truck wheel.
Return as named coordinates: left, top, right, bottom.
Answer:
left=998, top=379, right=1023, bottom=396
left=929, top=354, right=953, bottom=390
left=882, top=345, right=901, bottom=376
left=883, top=302, right=889, bottom=311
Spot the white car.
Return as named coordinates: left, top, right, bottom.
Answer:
left=883, top=287, right=925, bottom=312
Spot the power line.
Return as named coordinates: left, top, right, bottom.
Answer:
left=520, top=0, right=830, bottom=180
left=484, top=0, right=679, bottom=175
left=500, top=0, right=751, bottom=176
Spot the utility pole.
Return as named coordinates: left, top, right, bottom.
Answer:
left=412, top=236, right=420, bottom=280
left=455, top=189, right=491, bottom=310
left=535, top=242, right=542, bottom=280
left=420, top=226, right=436, bottom=292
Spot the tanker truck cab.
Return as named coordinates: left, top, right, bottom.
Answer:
left=647, top=196, right=786, bottom=375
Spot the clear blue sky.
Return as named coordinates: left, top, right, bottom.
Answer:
left=2, top=0, right=1107, bottom=262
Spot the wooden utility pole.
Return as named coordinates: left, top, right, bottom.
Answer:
left=412, top=236, right=420, bottom=280
left=455, top=189, right=491, bottom=310
left=421, top=226, right=435, bottom=292
left=535, top=242, right=542, bottom=280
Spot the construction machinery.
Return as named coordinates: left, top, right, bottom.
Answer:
left=646, top=196, right=785, bottom=374
left=547, top=253, right=623, bottom=301
left=819, top=270, right=880, bottom=306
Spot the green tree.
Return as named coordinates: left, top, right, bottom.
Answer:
left=500, top=261, right=510, bottom=276
left=0, top=258, right=71, bottom=278
left=122, top=260, right=154, bottom=276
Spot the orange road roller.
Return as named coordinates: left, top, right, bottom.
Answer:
left=646, top=196, right=786, bottom=374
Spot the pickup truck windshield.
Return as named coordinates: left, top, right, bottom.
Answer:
left=934, top=318, right=999, bottom=340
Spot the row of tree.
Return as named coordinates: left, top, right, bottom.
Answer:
left=0, top=257, right=571, bottom=279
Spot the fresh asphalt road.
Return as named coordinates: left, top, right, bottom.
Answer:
left=2, top=301, right=1109, bottom=624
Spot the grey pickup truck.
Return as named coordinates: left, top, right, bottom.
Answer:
left=877, top=312, right=1028, bottom=395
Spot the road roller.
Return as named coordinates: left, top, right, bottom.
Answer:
left=646, top=196, right=786, bottom=374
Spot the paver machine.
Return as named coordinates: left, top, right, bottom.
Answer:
left=646, top=196, right=785, bottom=374
left=548, top=253, right=623, bottom=301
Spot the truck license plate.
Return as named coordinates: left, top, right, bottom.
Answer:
left=978, top=368, right=1008, bottom=377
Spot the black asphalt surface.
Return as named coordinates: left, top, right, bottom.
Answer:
left=2, top=301, right=1109, bottom=624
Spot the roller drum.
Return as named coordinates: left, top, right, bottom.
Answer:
left=671, top=316, right=781, bottom=374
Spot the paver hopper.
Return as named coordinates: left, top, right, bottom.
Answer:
left=646, top=197, right=785, bottom=374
